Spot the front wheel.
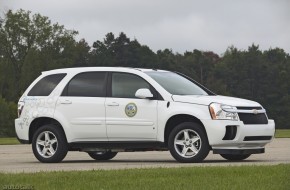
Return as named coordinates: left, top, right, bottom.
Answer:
left=168, top=122, right=210, bottom=163
left=32, top=124, right=68, bottom=163
left=220, top=154, right=251, bottom=161
left=88, top=151, right=118, bottom=160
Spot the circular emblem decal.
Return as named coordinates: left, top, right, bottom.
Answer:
left=125, top=103, right=137, bottom=117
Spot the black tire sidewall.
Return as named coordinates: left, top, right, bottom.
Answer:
left=220, top=154, right=251, bottom=161
left=168, top=122, right=210, bottom=163
left=32, top=124, right=68, bottom=163
left=88, top=151, right=118, bottom=160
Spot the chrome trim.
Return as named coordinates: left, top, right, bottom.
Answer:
left=222, top=108, right=266, bottom=114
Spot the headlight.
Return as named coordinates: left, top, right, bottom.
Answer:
left=209, top=103, right=239, bottom=120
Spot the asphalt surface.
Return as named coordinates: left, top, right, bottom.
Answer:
left=0, top=138, right=289, bottom=173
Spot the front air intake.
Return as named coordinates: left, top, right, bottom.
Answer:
left=223, top=125, right=237, bottom=140
left=243, top=136, right=272, bottom=141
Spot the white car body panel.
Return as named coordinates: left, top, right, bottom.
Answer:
left=172, top=95, right=261, bottom=107
left=105, top=98, right=158, bottom=141
left=55, top=97, right=107, bottom=141
left=156, top=101, right=211, bottom=142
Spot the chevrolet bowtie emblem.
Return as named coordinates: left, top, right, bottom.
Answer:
left=252, top=109, right=259, bottom=114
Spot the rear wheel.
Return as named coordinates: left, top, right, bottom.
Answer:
left=88, top=151, right=118, bottom=160
left=168, top=122, right=210, bottom=163
left=32, top=124, right=68, bottom=163
left=220, top=154, right=251, bottom=161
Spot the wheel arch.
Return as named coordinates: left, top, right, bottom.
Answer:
left=29, top=117, right=66, bottom=143
left=164, top=114, right=209, bottom=146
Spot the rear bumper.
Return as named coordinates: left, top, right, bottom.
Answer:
left=213, top=148, right=264, bottom=155
left=15, top=118, right=29, bottom=143
left=202, top=119, right=275, bottom=150
left=16, top=136, right=29, bottom=144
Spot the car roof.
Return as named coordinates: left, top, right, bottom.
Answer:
left=42, top=67, right=169, bottom=75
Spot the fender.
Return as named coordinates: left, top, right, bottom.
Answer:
left=156, top=101, right=210, bottom=142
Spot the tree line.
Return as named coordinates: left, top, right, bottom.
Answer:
left=0, top=10, right=289, bottom=136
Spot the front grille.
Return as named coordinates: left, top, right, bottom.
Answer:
left=238, top=113, right=268, bottom=124
left=236, top=106, right=262, bottom=110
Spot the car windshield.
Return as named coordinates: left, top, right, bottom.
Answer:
left=146, top=71, right=208, bottom=95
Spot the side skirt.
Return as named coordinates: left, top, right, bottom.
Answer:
left=68, top=141, right=167, bottom=152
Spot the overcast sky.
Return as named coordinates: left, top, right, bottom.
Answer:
left=1, top=0, right=289, bottom=55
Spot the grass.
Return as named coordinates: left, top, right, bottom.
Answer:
left=275, top=129, right=290, bottom=138
left=0, top=137, right=19, bottom=145
left=0, top=164, right=289, bottom=190
left=0, top=129, right=289, bottom=145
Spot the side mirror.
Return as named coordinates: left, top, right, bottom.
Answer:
left=135, top=88, right=154, bottom=99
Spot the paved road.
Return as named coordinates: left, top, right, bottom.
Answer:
left=0, top=138, right=289, bottom=173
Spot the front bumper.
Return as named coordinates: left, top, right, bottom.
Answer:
left=201, top=119, right=275, bottom=151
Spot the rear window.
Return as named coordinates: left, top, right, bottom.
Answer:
left=27, top=74, right=66, bottom=96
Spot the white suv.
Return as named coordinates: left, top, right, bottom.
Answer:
left=15, top=67, right=275, bottom=163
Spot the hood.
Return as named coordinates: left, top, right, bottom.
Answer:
left=172, top=95, right=261, bottom=107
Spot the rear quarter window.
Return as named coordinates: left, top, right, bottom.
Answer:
left=27, top=74, right=66, bottom=96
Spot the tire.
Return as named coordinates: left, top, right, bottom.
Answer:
left=168, top=122, right=210, bottom=163
left=32, top=124, right=68, bottom=163
left=88, top=151, right=118, bottom=160
left=220, top=154, right=251, bottom=161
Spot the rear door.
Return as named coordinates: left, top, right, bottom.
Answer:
left=55, top=72, right=108, bottom=141
left=105, top=72, right=158, bottom=141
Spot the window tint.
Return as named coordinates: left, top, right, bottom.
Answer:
left=28, top=74, right=66, bottom=96
left=112, top=73, right=150, bottom=98
left=65, top=72, right=107, bottom=97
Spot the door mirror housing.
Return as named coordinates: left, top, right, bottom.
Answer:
left=135, top=88, right=154, bottom=99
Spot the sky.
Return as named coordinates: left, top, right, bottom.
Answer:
left=0, top=0, right=289, bottom=55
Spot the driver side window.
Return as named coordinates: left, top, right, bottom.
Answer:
left=112, top=73, right=150, bottom=98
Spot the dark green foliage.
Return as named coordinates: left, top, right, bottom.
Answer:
left=89, top=32, right=158, bottom=68
left=0, top=96, right=17, bottom=137
left=0, top=10, right=289, bottom=137
left=0, top=9, right=82, bottom=100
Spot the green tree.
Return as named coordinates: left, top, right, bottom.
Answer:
left=0, top=9, right=79, bottom=100
left=89, top=32, right=157, bottom=68
left=0, top=96, right=17, bottom=137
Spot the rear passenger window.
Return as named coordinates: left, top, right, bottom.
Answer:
left=28, top=74, right=66, bottom=96
left=63, top=72, right=107, bottom=97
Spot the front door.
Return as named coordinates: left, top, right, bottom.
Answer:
left=105, top=72, right=158, bottom=141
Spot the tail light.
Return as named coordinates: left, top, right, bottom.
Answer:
left=18, top=102, right=25, bottom=117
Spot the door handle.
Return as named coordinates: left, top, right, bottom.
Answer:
left=106, top=102, right=119, bottom=106
left=60, top=99, right=72, bottom=104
